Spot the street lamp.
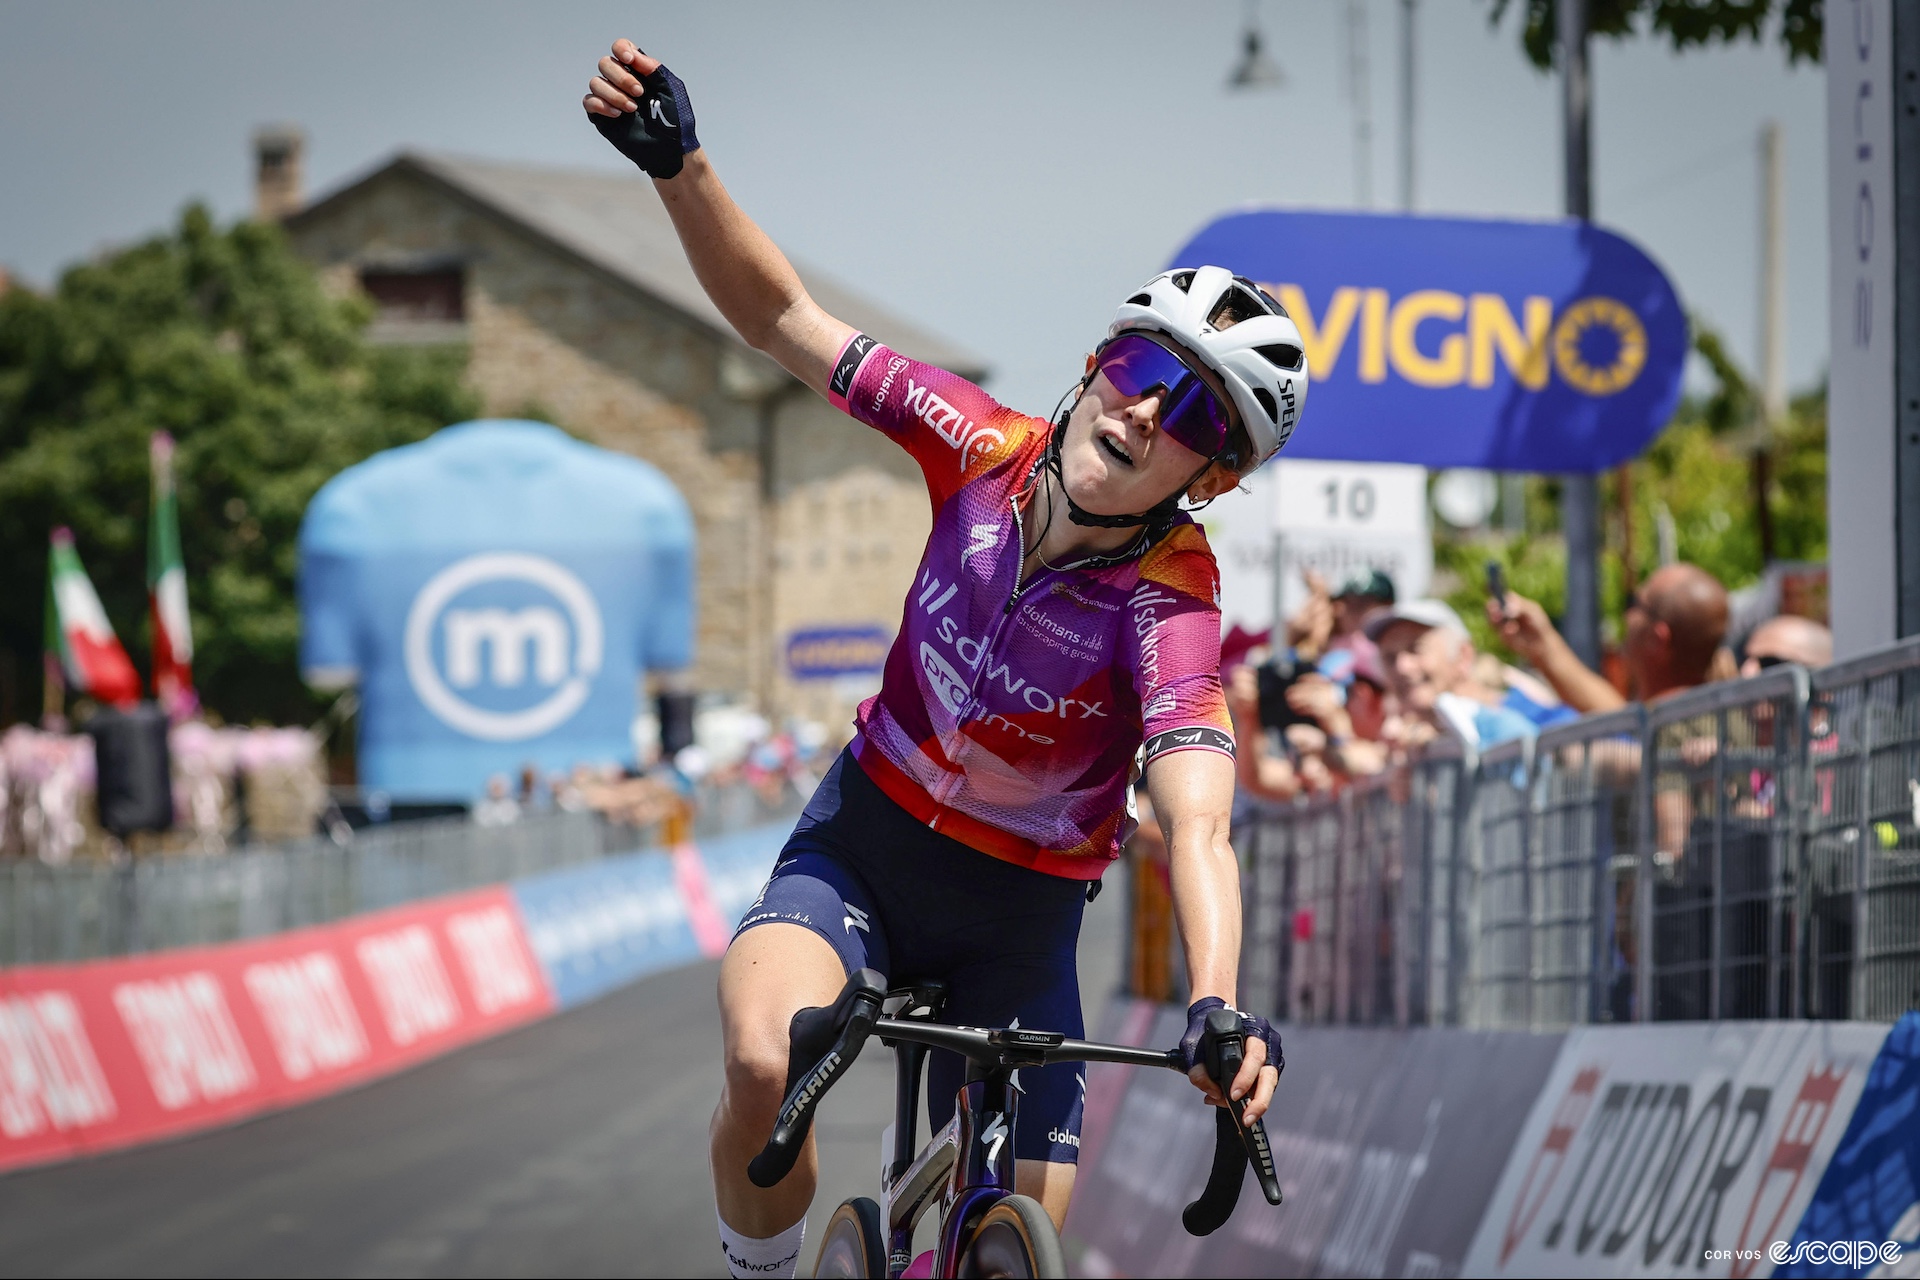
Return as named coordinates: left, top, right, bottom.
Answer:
left=1227, top=1, right=1285, bottom=91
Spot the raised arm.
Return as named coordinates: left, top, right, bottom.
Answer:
left=1491, top=590, right=1626, bottom=714
left=584, top=40, right=851, bottom=394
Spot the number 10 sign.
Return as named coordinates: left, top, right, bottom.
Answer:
left=1270, top=460, right=1432, bottom=622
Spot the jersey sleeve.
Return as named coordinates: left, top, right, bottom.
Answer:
left=1128, top=526, right=1235, bottom=767
left=825, top=332, right=1033, bottom=505
left=297, top=547, right=362, bottom=688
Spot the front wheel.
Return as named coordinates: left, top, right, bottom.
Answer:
left=813, top=1196, right=886, bottom=1278
left=956, top=1194, right=1065, bottom=1279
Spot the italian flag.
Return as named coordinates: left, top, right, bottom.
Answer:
left=148, top=431, right=196, bottom=714
left=46, top=527, right=141, bottom=708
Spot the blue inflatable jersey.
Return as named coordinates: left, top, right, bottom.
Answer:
left=299, top=421, right=694, bottom=799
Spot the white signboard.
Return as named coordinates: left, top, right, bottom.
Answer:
left=1200, top=460, right=1434, bottom=638
left=1272, top=460, right=1431, bottom=622
left=1462, top=1020, right=1890, bottom=1279
left=1827, top=0, right=1898, bottom=658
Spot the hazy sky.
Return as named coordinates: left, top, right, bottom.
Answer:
left=1, top=1, right=1827, bottom=418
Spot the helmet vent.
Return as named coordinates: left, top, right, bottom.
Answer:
left=1252, top=387, right=1280, bottom=423
left=1210, top=287, right=1271, bottom=330
left=1170, top=271, right=1196, bottom=292
left=1127, top=293, right=1153, bottom=306
left=1256, top=343, right=1305, bottom=371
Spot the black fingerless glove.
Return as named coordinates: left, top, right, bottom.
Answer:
left=1180, top=996, right=1286, bottom=1079
left=591, top=56, right=700, bottom=179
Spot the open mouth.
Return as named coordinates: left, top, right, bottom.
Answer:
left=1098, top=432, right=1135, bottom=467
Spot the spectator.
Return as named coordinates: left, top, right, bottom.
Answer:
left=1740, top=614, right=1832, bottom=675
left=1473, top=651, right=1579, bottom=729
left=1491, top=563, right=1729, bottom=713
left=1365, top=600, right=1539, bottom=749
left=1317, top=568, right=1393, bottom=685
left=1226, top=661, right=1300, bottom=802
left=473, top=774, right=520, bottom=827
left=1283, top=571, right=1336, bottom=663
left=1284, top=649, right=1393, bottom=779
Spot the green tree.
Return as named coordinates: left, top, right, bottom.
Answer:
left=1490, top=0, right=1823, bottom=68
left=0, top=205, right=478, bottom=726
left=1439, top=321, right=1826, bottom=661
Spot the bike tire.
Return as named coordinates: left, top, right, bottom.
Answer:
left=956, top=1194, right=1065, bottom=1279
left=813, top=1196, right=886, bottom=1279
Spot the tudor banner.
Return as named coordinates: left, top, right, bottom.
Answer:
left=1170, top=210, right=1687, bottom=473
left=1462, top=1020, right=1893, bottom=1279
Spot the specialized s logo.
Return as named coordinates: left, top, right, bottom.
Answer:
left=980, top=1112, right=1010, bottom=1167
left=904, top=378, right=1005, bottom=470
left=960, top=523, right=1000, bottom=573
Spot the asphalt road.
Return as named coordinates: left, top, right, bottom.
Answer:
left=0, top=884, right=1125, bottom=1278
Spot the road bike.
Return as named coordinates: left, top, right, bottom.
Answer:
left=749, top=969, right=1282, bottom=1278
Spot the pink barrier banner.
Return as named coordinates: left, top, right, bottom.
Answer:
left=0, top=886, right=555, bottom=1174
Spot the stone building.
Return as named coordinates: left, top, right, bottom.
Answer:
left=280, top=145, right=985, bottom=730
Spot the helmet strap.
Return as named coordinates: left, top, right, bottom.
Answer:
left=1043, top=411, right=1210, bottom=535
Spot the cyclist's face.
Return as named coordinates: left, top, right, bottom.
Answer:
left=1058, top=357, right=1241, bottom=517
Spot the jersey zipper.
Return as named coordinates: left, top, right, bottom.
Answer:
left=930, top=493, right=1036, bottom=821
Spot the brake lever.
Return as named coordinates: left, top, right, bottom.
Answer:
left=747, top=968, right=886, bottom=1188
left=1181, top=1007, right=1282, bottom=1236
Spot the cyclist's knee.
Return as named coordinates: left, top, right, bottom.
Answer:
left=715, top=923, right=845, bottom=1133
left=723, top=1029, right=789, bottom=1107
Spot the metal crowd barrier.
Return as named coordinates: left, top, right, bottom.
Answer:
left=1, top=767, right=817, bottom=967
left=0, top=811, right=603, bottom=965
left=1235, top=635, right=1920, bottom=1028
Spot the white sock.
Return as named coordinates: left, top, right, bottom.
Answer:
left=717, top=1209, right=807, bottom=1280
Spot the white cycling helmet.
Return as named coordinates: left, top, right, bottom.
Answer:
left=1109, top=266, right=1309, bottom=469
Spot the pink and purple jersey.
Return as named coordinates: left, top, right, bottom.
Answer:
left=826, top=333, right=1234, bottom=879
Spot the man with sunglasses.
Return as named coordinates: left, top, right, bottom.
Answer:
left=1739, top=614, right=1831, bottom=677
left=582, top=40, right=1305, bottom=1278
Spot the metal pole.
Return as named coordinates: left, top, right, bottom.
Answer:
left=1348, top=0, right=1374, bottom=208
left=1399, top=0, right=1416, bottom=212
left=1895, top=6, right=1920, bottom=638
left=1756, top=121, right=1786, bottom=564
left=1558, top=0, right=1602, bottom=668
left=1759, top=122, right=1787, bottom=431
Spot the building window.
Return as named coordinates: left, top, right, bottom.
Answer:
left=360, top=268, right=465, bottom=323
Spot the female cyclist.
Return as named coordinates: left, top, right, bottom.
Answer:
left=583, top=38, right=1305, bottom=1279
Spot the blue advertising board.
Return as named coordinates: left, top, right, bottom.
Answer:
left=298, top=420, right=694, bottom=798
left=1171, top=210, right=1687, bottom=472
left=786, top=626, right=891, bottom=680
left=509, top=819, right=788, bottom=1009
left=1778, top=1013, right=1920, bottom=1276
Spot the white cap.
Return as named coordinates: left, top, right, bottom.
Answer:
left=1362, top=598, right=1469, bottom=642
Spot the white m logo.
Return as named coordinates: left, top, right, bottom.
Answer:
left=404, top=553, right=604, bottom=742
left=444, top=607, right=569, bottom=688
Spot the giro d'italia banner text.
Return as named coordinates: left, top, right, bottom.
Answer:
left=1171, top=210, right=1687, bottom=472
